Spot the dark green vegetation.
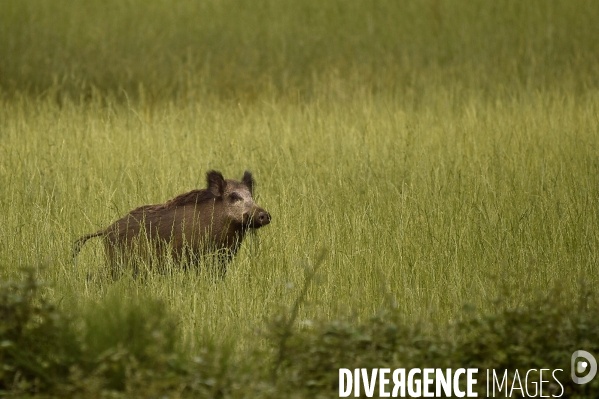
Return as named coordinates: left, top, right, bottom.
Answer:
left=2, top=270, right=599, bottom=397
left=1, top=0, right=598, bottom=397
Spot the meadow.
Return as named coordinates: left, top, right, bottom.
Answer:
left=1, top=0, right=599, bottom=396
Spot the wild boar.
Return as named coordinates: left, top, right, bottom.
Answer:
left=73, top=170, right=270, bottom=278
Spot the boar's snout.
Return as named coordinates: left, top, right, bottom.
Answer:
left=257, top=210, right=271, bottom=226
left=244, top=208, right=271, bottom=228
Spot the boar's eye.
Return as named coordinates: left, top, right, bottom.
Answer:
left=230, top=193, right=243, bottom=202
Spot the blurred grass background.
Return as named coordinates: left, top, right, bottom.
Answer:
left=1, top=0, right=598, bottom=101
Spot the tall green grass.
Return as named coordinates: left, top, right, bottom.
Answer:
left=1, top=87, right=597, bottom=353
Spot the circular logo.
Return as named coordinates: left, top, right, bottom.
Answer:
left=571, top=350, right=597, bottom=384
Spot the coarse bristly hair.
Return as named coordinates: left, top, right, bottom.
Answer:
left=144, top=170, right=230, bottom=211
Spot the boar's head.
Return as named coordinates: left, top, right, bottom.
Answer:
left=206, top=170, right=271, bottom=229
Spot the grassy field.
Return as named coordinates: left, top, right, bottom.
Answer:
left=2, top=85, right=598, bottom=353
left=1, top=0, right=599, bottom=396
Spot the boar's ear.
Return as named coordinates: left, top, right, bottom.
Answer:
left=206, top=170, right=225, bottom=196
left=242, top=171, right=254, bottom=194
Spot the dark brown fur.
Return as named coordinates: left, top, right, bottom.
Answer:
left=73, top=170, right=270, bottom=278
